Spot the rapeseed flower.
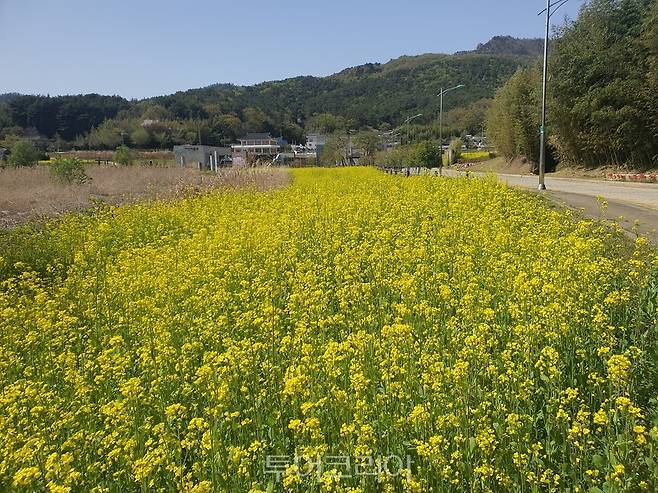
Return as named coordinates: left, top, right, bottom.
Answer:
left=0, top=168, right=656, bottom=491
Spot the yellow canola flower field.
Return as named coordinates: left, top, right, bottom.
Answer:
left=1, top=167, right=658, bottom=493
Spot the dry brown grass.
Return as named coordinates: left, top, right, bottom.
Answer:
left=0, top=165, right=291, bottom=228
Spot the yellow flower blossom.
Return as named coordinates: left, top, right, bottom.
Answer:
left=0, top=168, right=656, bottom=490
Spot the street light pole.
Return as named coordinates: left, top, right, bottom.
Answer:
left=438, top=84, right=465, bottom=169
left=537, top=0, right=573, bottom=190
left=440, top=88, right=444, bottom=164
left=403, top=113, right=423, bottom=145
left=538, top=0, right=551, bottom=191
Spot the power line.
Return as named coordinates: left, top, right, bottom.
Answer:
left=538, top=0, right=571, bottom=17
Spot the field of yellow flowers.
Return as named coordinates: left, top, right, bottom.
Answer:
left=1, top=167, right=657, bottom=493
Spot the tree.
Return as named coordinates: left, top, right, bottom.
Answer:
left=153, top=131, right=172, bottom=149
left=320, top=134, right=349, bottom=166
left=113, top=145, right=134, bottom=166
left=447, top=138, right=464, bottom=165
left=141, top=104, right=172, bottom=121
left=131, top=127, right=152, bottom=148
left=549, top=0, right=658, bottom=168
left=211, top=113, right=243, bottom=142
left=642, top=0, right=658, bottom=162
left=8, top=139, right=40, bottom=167
left=486, top=66, right=541, bottom=164
left=445, top=98, right=492, bottom=135
left=242, top=107, right=269, bottom=133
left=49, top=133, right=67, bottom=152
left=408, top=140, right=441, bottom=168
left=1, top=133, right=23, bottom=151
left=7, top=94, right=129, bottom=140
left=375, top=146, right=407, bottom=169
left=352, top=131, right=380, bottom=164
left=306, top=113, right=350, bottom=134
left=87, top=121, right=124, bottom=149
left=0, top=104, right=11, bottom=130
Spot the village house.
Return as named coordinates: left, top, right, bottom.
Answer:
left=231, top=133, right=280, bottom=157
left=173, top=145, right=232, bottom=171
left=305, top=133, right=328, bottom=152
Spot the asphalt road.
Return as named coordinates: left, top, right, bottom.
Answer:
left=439, top=169, right=658, bottom=243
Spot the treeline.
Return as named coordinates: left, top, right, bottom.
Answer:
left=3, top=94, right=129, bottom=141
left=487, top=0, right=658, bottom=170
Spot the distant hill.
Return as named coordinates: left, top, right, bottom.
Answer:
left=1, top=36, right=541, bottom=143
left=152, top=37, right=540, bottom=128
left=457, top=36, right=543, bottom=58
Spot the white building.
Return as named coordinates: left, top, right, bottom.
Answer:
left=231, top=133, right=280, bottom=156
left=306, top=133, right=328, bottom=151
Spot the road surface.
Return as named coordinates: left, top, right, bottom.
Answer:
left=439, top=169, right=658, bottom=243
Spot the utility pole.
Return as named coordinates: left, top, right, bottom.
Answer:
left=402, top=114, right=422, bottom=174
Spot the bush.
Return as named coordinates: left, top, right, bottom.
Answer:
left=113, top=145, right=134, bottom=166
left=8, top=140, right=40, bottom=167
left=447, top=138, right=464, bottom=165
left=409, top=140, right=441, bottom=168
left=50, top=157, right=90, bottom=185
left=376, top=146, right=407, bottom=169
left=376, top=141, right=441, bottom=169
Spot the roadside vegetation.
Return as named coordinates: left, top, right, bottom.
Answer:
left=1, top=168, right=657, bottom=491
left=487, top=0, right=658, bottom=170
left=374, top=141, right=441, bottom=170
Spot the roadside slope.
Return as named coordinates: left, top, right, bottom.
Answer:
left=443, top=169, right=658, bottom=242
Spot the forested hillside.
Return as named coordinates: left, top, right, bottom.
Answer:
left=0, top=37, right=539, bottom=150
left=155, top=52, right=534, bottom=127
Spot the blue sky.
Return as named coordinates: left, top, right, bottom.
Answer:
left=0, top=0, right=583, bottom=99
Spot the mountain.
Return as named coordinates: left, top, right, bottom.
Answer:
left=152, top=37, right=541, bottom=128
left=471, top=36, right=543, bottom=57
left=1, top=36, right=541, bottom=145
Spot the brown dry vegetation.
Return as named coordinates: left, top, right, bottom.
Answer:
left=0, top=165, right=291, bottom=228
left=461, top=157, right=658, bottom=179
left=50, top=150, right=175, bottom=167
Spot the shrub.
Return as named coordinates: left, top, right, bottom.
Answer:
left=409, top=140, right=441, bottom=168
left=376, top=146, right=407, bottom=169
left=448, top=138, right=464, bottom=164
left=8, top=140, right=40, bottom=167
left=50, top=157, right=91, bottom=185
left=113, top=145, right=134, bottom=166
